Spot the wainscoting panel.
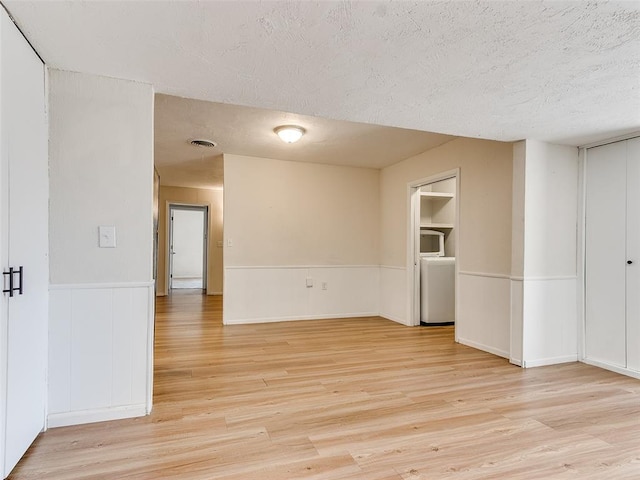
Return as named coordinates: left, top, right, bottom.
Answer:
left=510, top=279, right=524, bottom=366
left=48, top=282, right=154, bottom=427
left=379, top=266, right=408, bottom=325
left=457, top=272, right=511, bottom=358
left=521, top=277, right=578, bottom=367
left=223, top=266, right=379, bottom=324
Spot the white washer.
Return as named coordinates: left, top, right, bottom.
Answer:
left=420, top=256, right=455, bottom=324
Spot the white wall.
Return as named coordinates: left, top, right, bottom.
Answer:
left=511, top=140, right=579, bottom=367
left=48, top=70, right=154, bottom=427
left=48, top=71, right=153, bottom=284
left=379, top=137, right=514, bottom=357
left=223, top=154, right=380, bottom=324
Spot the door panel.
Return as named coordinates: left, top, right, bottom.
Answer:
left=626, top=138, right=640, bottom=371
left=1, top=10, right=48, bottom=477
left=585, top=141, right=627, bottom=367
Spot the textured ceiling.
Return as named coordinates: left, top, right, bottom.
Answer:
left=154, top=94, right=455, bottom=188
left=4, top=1, right=639, bottom=148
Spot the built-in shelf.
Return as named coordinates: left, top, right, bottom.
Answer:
left=420, top=192, right=455, bottom=199
left=421, top=223, right=454, bottom=229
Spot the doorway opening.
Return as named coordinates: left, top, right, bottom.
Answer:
left=408, top=169, right=459, bottom=333
left=168, top=204, right=209, bottom=292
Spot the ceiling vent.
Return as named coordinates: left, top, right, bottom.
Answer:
left=190, top=139, right=217, bottom=148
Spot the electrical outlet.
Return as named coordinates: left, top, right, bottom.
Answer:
left=322, top=282, right=328, bottom=290
left=306, top=277, right=313, bottom=288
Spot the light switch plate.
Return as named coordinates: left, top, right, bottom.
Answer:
left=99, top=225, right=116, bottom=248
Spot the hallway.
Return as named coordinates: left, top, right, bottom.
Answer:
left=8, top=292, right=640, bottom=479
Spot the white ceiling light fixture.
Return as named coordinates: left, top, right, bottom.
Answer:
left=274, top=125, right=305, bottom=144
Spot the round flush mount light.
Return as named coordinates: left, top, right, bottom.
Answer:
left=190, top=139, right=217, bottom=148
left=274, top=125, right=306, bottom=144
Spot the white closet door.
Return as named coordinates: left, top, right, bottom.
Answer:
left=0, top=10, right=48, bottom=477
left=585, top=141, right=627, bottom=368
left=626, top=138, right=640, bottom=371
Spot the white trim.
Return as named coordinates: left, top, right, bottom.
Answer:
left=577, top=147, right=587, bottom=361
left=146, top=284, right=155, bottom=415
left=581, top=358, right=640, bottom=380
left=224, top=312, right=378, bottom=325
left=522, top=355, right=578, bottom=368
left=457, top=337, right=509, bottom=359
left=407, top=168, right=460, bottom=189
left=459, top=271, right=576, bottom=281
left=43, top=64, right=50, bottom=434
left=581, top=132, right=640, bottom=149
left=49, top=281, right=154, bottom=290
left=510, top=275, right=578, bottom=281
left=459, top=271, right=511, bottom=280
left=225, top=264, right=379, bottom=270
left=380, top=265, right=406, bottom=271
left=510, top=358, right=523, bottom=367
left=47, top=404, right=147, bottom=428
left=379, top=312, right=411, bottom=326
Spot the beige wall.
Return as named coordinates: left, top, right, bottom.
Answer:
left=158, top=186, right=223, bottom=295
left=224, top=154, right=380, bottom=266
left=380, top=137, right=513, bottom=275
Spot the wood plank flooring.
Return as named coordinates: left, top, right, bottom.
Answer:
left=9, top=291, right=640, bottom=479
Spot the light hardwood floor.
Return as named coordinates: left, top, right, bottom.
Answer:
left=9, top=291, right=640, bottom=479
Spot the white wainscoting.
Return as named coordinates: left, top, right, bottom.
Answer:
left=520, top=277, right=578, bottom=368
left=457, top=272, right=511, bottom=359
left=379, top=266, right=408, bottom=325
left=510, top=280, right=524, bottom=366
left=223, top=266, right=379, bottom=325
left=48, top=282, right=154, bottom=428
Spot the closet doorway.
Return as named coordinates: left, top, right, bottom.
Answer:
left=168, top=204, right=208, bottom=292
left=408, top=169, right=459, bottom=328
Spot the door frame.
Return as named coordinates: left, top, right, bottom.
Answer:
left=166, top=203, right=209, bottom=293
left=407, top=168, right=460, bottom=331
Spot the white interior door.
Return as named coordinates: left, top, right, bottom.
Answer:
left=585, top=141, right=627, bottom=368
left=626, top=138, right=640, bottom=371
left=0, top=10, right=48, bottom=477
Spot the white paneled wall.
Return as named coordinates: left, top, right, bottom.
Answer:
left=457, top=273, right=511, bottom=359
left=521, top=277, right=577, bottom=367
left=48, top=283, right=154, bottom=427
left=379, top=266, right=408, bottom=325
left=223, top=266, right=379, bottom=324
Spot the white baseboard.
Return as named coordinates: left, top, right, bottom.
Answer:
left=581, top=358, right=640, bottom=380
left=457, top=337, right=509, bottom=359
left=379, top=312, right=411, bottom=326
left=510, top=358, right=523, bottom=367
left=47, top=404, right=147, bottom=428
left=522, top=354, right=578, bottom=368
left=224, top=311, right=378, bottom=325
